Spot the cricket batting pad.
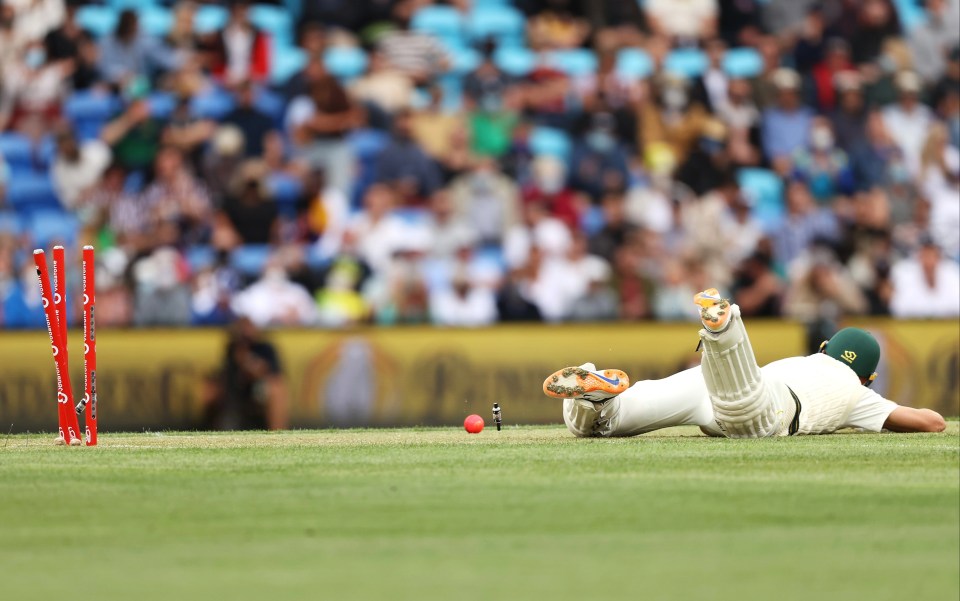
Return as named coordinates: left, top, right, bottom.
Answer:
left=698, top=305, right=780, bottom=438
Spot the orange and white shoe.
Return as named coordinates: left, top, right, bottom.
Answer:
left=694, top=288, right=732, bottom=332
left=543, top=363, right=629, bottom=403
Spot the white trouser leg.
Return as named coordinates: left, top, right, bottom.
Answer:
left=698, top=304, right=793, bottom=438
left=562, top=367, right=715, bottom=438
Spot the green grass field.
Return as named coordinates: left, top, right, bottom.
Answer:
left=2, top=424, right=958, bottom=601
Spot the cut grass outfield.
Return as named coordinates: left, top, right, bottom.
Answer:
left=2, top=425, right=958, bottom=601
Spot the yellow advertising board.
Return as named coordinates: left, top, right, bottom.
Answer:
left=0, top=319, right=955, bottom=433
left=843, top=319, right=960, bottom=418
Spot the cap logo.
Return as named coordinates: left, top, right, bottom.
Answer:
left=841, top=350, right=857, bottom=364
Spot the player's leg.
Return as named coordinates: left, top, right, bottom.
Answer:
left=545, top=364, right=715, bottom=437
left=694, top=289, right=793, bottom=438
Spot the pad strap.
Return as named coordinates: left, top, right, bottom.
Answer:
left=786, top=386, right=802, bottom=436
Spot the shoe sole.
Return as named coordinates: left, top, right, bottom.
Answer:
left=542, top=366, right=630, bottom=399
left=699, top=298, right=731, bottom=331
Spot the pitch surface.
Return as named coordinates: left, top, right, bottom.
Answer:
left=2, top=424, right=958, bottom=601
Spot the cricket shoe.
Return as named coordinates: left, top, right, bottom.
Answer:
left=543, top=363, right=629, bottom=403
left=694, top=288, right=731, bottom=333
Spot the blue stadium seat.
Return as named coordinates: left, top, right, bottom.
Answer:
left=64, top=91, right=120, bottom=140
left=185, top=245, right=217, bottom=272
left=438, top=76, right=465, bottom=110
left=267, top=173, right=303, bottom=217
left=29, top=210, right=79, bottom=247
left=664, top=47, right=708, bottom=78
left=494, top=46, right=537, bottom=77
left=445, top=44, right=482, bottom=76
left=305, top=243, right=332, bottom=271
left=254, top=88, right=286, bottom=124
left=529, top=126, right=572, bottom=160
left=467, top=6, right=525, bottom=46
left=324, top=46, right=368, bottom=80
left=231, top=244, right=273, bottom=276
left=892, top=0, right=927, bottom=30
left=737, top=168, right=785, bottom=231
left=147, top=91, right=177, bottom=119
left=347, top=128, right=389, bottom=161
left=0, top=133, right=36, bottom=173
left=410, top=5, right=464, bottom=45
left=108, top=0, right=154, bottom=9
left=6, top=174, right=60, bottom=212
left=0, top=211, right=22, bottom=235
left=271, top=45, right=307, bottom=84
left=194, top=4, right=228, bottom=34
left=76, top=6, right=118, bottom=38
left=138, top=6, right=173, bottom=38
left=190, top=88, right=235, bottom=119
left=546, top=48, right=598, bottom=77
left=250, top=4, right=294, bottom=46
left=722, top=47, right=763, bottom=79
left=615, top=48, right=654, bottom=80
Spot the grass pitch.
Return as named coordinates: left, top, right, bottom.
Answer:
left=2, top=424, right=958, bottom=601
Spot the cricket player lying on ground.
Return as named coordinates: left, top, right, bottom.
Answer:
left=543, top=289, right=947, bottom=438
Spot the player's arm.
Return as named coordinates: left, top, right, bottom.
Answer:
left=882, top=407, right=946, bottom=433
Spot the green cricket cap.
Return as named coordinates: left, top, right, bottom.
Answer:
left=822, top=327, right=880, bottom=381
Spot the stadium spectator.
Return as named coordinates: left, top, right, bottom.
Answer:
left=98, top=10, right=180, bottom=85
left=101, top=98, right=167, bottom=173
left=639, top=74, right=709, bottom=164
left=141, top=145, right=212, bottom=246
left=374, top=108, right=442, bottom=204
left=224, top=81, right=277, bottom=158
left=464, top=42, right=513, bottom=110
left=784, top=245, right=868, bottom=324
left=908, top=0, right=960, bottom=84
left=644, top=0, right=718, bottom=43
left=694, top=38, right=730, bottom=113
left=852, top=110, right=909, bottom=191
left=761, top=68, right=814, bottom=173
left=881, top=71, right=933, bottom=176
left=51, top=125, right=111, bottom=209
left=772, top=180, right=840, bottom=268
left=430, top=271, right=498, bottom=327
left=791, top=117, right=856, bottom=203
left=232, top=259, right=318, bottom=327
left=890, top=238, right=960, bottom=318
left=0, top=39, right=71, bottom=134
left=676, top=119, right=732, bottom=197
left=200, top=0, right=271, bottom=83
left=849, top=0, right=901, bottom=65
left=377, top=0, right=450, bottom=84
left=447, top=160, right=520, bottom=245
left=286, top=74, right=363, bottom=195
left=218, top=160, right=279, bottom=246
left=829, top=72, right=868, bottom=152
left=131, top=245, right=193, bottom=326
left=349, top=49, right=414, bottom=115
left=919, top=131, right=960, bottom=257
left=569, top=111, right=630, bottom=201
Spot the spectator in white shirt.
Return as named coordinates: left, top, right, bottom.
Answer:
left=919, top=128, right=960, bottom=258
left=890, top=239, right=960, bottom=318
left=430, top=272, right=497, bottom=327
left=51, top=127, right=111, bottom=209
left=231, top=262, right=318, bottom=327
left=644, top=0, right=718, bottom=42
left=881, top=71, right=933, bottom=176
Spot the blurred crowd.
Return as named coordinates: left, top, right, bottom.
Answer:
left=0, top=0, right=958, bottom=338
